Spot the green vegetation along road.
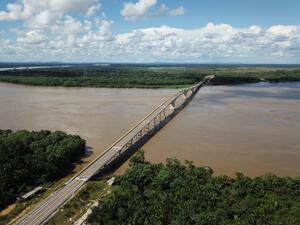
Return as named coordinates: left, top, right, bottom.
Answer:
left=0, top=66, right=299, bottom=88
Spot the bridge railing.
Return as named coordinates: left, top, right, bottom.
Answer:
left=75, top=75, right=215, bottom=180
left=93, top=76, right=215, bottom=175
left=107, top=105, right=168, bottom=162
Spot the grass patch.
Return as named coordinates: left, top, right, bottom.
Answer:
left=45, top=180, right=109, bottom=225
left=0, top=172, right=78, bottom=225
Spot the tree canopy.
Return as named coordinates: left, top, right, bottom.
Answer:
left=88, top=150, right=300, bottom=225
left=0, top=129, right=85, bottom=210
left=0, top=66, right=299, bottom=88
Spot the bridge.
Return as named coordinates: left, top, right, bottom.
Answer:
left=15, top=75, right=215, bottom=225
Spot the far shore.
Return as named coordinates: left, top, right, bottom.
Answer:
left=0, top=66, right=299, bottom=88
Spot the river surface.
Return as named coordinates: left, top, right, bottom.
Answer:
left=0, top=65, right=71, bottom=71
left=0, top=82, right=299, bottom=177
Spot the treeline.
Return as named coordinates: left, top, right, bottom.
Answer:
left=0, top=66, right=299, bottom=88
left=0, top=130, right=85, bottom=210
left=0, top=67, right=196, bottom=88
left=88, top=150, right=300, bottom=225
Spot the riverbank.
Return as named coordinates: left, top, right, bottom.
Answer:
left=0, top=66, right=299, bottom=88
left=87, top=150, right=300, bottom=225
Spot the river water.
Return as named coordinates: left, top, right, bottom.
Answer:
left=0, top=82, right=299, bottom=177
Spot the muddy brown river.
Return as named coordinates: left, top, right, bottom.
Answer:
left=0, top=82, right=299, bottom=177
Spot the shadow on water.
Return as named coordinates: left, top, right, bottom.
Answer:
left=92, top=86, right=200, bottom=179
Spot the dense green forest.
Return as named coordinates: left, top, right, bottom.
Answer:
left=0, top=66, right=299, bottom=88
left=0, top=130, right=85, bottom=210
left=88, top=150, right=300, bottom=225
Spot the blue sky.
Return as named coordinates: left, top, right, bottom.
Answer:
left=0, top=0, right=299, bottom=63
left=103, top=0, right=300, bottom=31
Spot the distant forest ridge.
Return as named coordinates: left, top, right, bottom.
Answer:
left=0, top=64, right=300, bottom=88
left=1, top=62, right=300, bottom=69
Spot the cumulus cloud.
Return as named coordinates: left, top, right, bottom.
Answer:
left=86, top=3, right=101, bottom=17
left=169, top=6, right=184, bottom=16
left=121, top=0, right=156, bottom=21
left=91, top=23, right=298, bottom=62
left=1, top=6, right=300, bottom=64
left=16, top=30, right=47, bottom=44
left=121, top=0, right=184, bottom=21
left=0, top=0, right=101, bottom=27
left=0, top=3, right=26, bottom=21
left=93, top=19, right=114, bottom=41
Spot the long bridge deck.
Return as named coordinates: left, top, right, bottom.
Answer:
left=16, top=75, right=214, bottom=225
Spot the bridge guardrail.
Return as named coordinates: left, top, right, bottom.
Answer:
left=73, top=75, right=214, bottom=180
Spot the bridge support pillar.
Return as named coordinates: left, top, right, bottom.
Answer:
left=169, top=101, right=176, bottom=110
left=183, top=90, right=188, bottom=99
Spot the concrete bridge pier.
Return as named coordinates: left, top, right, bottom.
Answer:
left=183, top=90, right=188, bottom=99
left=169, top=100, right=176, bottom=110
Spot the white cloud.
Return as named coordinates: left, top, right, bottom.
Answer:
left=121, top=0, right=157, bottom=21
left=0, top=0, right=101, bottom=27
left=267, top=25, right=298, bottom=43
left=0, top=3, right=28, bottom=21
left=121, top=0, right=184, bottom=21
left=169, top=6, right=184, bottom=16
left=114, top=23, right=300, bottom=62
left=93, top=19, right=114, bottom=42
left=1, top=7, right=300, bottom=64
left=16, top=30, right=47, bottom=44
left=86, top=3, right=101, bottom=17
left=63, top=16, right=84, bottom=34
